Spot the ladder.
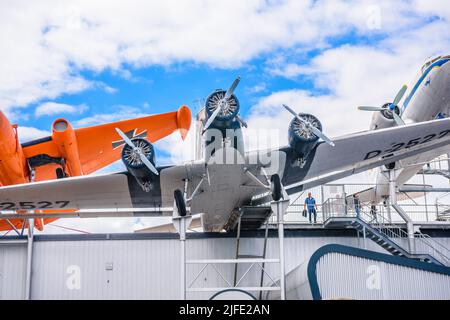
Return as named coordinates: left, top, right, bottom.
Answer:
left=233, top=215, right=271, bottom=300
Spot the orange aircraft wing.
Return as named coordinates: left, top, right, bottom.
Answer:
left=22, top=106, right=191, bottom=176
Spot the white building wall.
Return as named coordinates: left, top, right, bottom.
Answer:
left=0, top=242, right=27, bottom=299
left=0, top=234, right=448, bottom=300
left=317, top=253, right=450, bottom=300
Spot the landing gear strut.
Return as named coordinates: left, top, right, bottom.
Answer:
left=270, top=174, right=282, bottom=201
left=172, top=189, right=192, bottom=300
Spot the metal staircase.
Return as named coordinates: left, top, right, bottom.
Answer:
left=323, top=199, right=450, bottom=266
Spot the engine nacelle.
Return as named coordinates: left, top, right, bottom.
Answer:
left=288, top=113, right=322, bottom=159
left=369, top=103, right=399, bottom=130
left=121, top=138, right=156, bottom=190
left=52, top=118, right=83, bottom=176
left=205, top=89, right=240, bottom=131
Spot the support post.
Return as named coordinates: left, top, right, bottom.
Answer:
left=233, top=213, right=243, bottom=286
left=447, top=153, right=450, bottom=186
left=25, top=218, right=34, bottom=300
left=363, top=225, right=367, bottom=250
left=173, top=215, right=192, bottom=300
left=270, top=199, right=289, bottom=301
left=389, top=170, right=415, bottom=253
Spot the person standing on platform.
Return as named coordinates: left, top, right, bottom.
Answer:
left=304, top=193, right=318, bottom=224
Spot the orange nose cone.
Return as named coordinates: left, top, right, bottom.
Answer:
left=177, top=105, right=192, bottom=140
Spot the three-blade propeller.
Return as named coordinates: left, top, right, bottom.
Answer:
left=358, top=85, right=407, bottom=126
left=203, top=76, right=241, bottom=131
left=115, top=128, right=159, bottom=176
left=283, top=104, right=335, bottom=147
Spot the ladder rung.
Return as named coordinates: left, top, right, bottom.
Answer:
left=237, top=255, right=264, bottom=259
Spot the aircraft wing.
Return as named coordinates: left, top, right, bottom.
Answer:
left=2, top=118, right=450, bottom=213
left=276, top=118, right=450, bottom=193
left=0, top=171, right=165, bottom=212
left=21, top=106, right=191, bottom=175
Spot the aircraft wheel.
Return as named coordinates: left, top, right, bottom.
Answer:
left=385, top=162, right=396, bottom=170
left=174, top=189, right=187, bottom=217
left=271, top=174, right=282, bottom=201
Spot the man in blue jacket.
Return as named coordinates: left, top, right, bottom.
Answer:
left=304, top=192, right=318, bottom=224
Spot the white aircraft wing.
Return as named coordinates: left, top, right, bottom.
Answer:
left=272, top=118, right=450, bottom=193
left=1, top=118, right=450, bottom=212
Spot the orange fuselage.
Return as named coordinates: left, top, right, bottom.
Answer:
left=0, top=112, right=29, bottom=186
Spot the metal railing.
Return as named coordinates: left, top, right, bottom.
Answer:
left=322, top=198, right=450, bottom=266
left=414, top=232, right=450, bottom=266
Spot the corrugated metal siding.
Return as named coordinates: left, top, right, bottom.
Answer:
left=0, top=243, right=26, bottom=299
left=31, top=240, right=180, bottom=299
left=0, top=235, right=448, bottom=299
left=317, top=252, right=450, bottom=300
left=30, top=236, right=368, bottom=300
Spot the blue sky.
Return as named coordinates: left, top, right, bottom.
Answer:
left=1, top=0, right=450, bottom=233
left=20, top=58, right=315, bottom=129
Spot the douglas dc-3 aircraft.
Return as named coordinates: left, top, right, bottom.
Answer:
left=1, top=74, right=450, bottom=232
left=351, top=55, right=450, bottom=204
left=0, top=106, right=191, bottom=231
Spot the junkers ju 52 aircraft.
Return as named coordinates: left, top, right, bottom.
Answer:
left=0, top=106, right=191, bottom=231
left=1, top=77, right=450, bottom=232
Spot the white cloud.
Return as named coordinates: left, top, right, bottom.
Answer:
left=0, top=0, right=432, bottom=114
left=17, top=126, right=51, bottom=143
left=35, top=102, right=88, bottom=117
left=246, top=83, right=267, bottom=94
left=249, top=17, right=450, bottom=146
left=74, top=105, right=147, bottom=127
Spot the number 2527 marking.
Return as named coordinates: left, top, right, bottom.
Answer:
left=0, top=201, right=70, bottom=210
left=364, top=130, right=450, bottom=160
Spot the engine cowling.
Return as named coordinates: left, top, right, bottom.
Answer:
left=205, top=89, right=240, bottom=130
left=121, top=138, right=156, bottom=189
left=369, top=103, right=400, bottom=130
left=288, top=113, right=322, bottom=158
left=52, top=118, right=83, bottom=176
left=0, top=112, right=28, bottom=185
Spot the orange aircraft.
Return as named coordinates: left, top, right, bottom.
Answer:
left=0, top=106, right=191, bottom=232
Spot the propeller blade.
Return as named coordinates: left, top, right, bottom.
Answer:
left=283, top=104, right=335, bottom=147
left=393, top=111, right=405, bottom=126
left=358, top=106, right=384, bottom=112
left=203, top=105, right=221, bottom=132
left=236, top=115, right=248, bottom=128
left=138, top=151, right=159, bottom=176
left=116, top=127, right=159, bottom=175
left=309, top=125, right=336, bottom=147
left=224, top=76, right=241, bottom=100
left=283, top=104, right=301, bottom=119
left=393, top=85, right=408, bottom=106
left=115, top=128, right=135, bottom=148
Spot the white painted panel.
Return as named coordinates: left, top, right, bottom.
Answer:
left=0, top=243, right=27, bottom=299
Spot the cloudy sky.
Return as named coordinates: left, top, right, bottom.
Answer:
left=1, top=0, right=449, bottom=234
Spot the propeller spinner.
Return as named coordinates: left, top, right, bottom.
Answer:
left=115, top=128, right=159, bottom=176
left=203, top=76, right=241, bottom=131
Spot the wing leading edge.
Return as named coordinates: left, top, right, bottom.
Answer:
left=1, top=118, right=450, bottom=212
left=279, top=118, right=450, bottom=193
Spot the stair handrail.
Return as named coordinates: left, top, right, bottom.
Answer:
left=359, top=203, right=449, bottom=266
left=324, top=198, right=448, bottom=265
left=414, top=232, right=450, bottom=265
